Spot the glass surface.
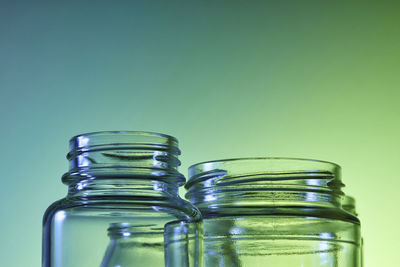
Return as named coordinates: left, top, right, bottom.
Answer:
left=186, top=157, right=362, bottom=267
left=43, top=131, right=202, bottom=267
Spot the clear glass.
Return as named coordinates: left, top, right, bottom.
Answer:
left=185, top=158, right=362, bottom=267
left=43, top=131, right=202, bottom=267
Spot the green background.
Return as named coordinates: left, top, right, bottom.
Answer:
left=1, top=1, right=399, bottom=266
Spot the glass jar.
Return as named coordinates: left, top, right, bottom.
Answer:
left=185, top=158, right=362, bottom=267
left=43, top=131, right=202, bottom=267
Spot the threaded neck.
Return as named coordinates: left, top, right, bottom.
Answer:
left=62, top=131, right=184, bottom=184
left=185, top=158, right=356, bottom=220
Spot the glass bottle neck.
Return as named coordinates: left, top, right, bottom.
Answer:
left=185, top=158, right=357, bottom=222
left=62, top=131, right=184, bottom=199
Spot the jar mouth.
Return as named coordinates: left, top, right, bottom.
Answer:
left=68, top=131, right=179, bottom=157
left=69, top=130, right=178, bottom=144
left=185, top=157, right=347, bottom=216
left=186, top=157, right=341, bottom=189
left=64, top=131, right=184, bottom=185
left=189, top=157, right=340, bottom=172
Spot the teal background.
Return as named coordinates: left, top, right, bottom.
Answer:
left=1, top=1, right=399, bottom=266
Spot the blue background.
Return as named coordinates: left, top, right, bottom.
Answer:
left=1, top=1, right=399, bottom=266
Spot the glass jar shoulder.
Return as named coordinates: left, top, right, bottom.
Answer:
left=43, top=195, right=201, bottom=227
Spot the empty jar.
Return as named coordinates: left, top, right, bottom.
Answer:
left=42, top=131, right=202, bottom=267
left=185, top=158, right=362, bottom=267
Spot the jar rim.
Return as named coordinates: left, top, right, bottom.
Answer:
left=69, top=130, right=178, bottom=145
left=68, top=131, right=180, bottom=157
left=189, top=157, right=340, bottom=170
left=64, top=131, right=183, bottom=184
left=185, top=157, right=350, bottom=220
left=186, top=157, right=341, bottom=189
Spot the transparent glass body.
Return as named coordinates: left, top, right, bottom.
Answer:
left=43, top=131, right=202, bottom=267
left=185, top=158, right=362, bottom=267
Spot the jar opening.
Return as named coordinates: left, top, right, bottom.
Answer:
left=63, top=131, right=184, bottom=185
left=185, top=158, right=350, bottom=218
left=68, top=131, right=179, bottom=158
left=186, top=157, right=341, bottom=189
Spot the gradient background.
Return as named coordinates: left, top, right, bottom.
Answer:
left=1, top=1, right=399, bottom=266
